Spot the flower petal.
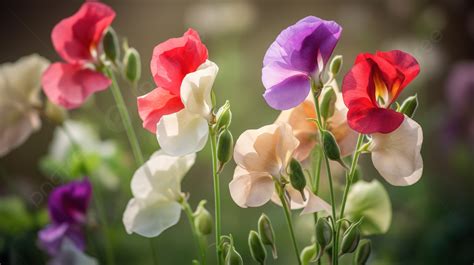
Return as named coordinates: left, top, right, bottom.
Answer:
left=180, top=60, right=218, bottom=117
left=42, top=63, right=111, bottom=109
left=137, top=87, right=184, bottom=133
left=156, top=109, right=209, bottom=156
left=229, top=166, right=274, bottom=208
left=48, top=178, right=92, bottom=225
left=122, top=198, right=181, bottom=238
left=376, top=50, right=420, bottom=92
left=150, top=29, right=208, bottom=95
left=49, top=239, right=98, bottom=265
left=51, top=2, right=115, bottom=63
left=301, top=190, right=332, bottom=215
left=0, top=110, right=40, bottom=157
left=370, top=117, right=423, bottom=186
left=270, top=186, right=330, bottom=214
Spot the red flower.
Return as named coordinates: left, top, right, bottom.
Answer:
left=137, top=29, right=208, bottom=133
left=42, top=2, right=115, bottom=109
left=342, top=50, right=420, bottom=134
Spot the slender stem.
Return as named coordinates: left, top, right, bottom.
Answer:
left=310, top=148, right=323, bottom=265
left=61, top=125, right=116, bottom=265
left=209, top=127, right=222, bottom=265
left=334, top=133, right=364, bottom=256
left=105, top=69, right=159, bottom=265
left=182, top=201, right=207, bottom=264
left=277, top=184, right=302, bottom=265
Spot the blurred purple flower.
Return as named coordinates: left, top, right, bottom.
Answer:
left=262, top=16, right=342, bottom=110
left=38, top=179, right=92, bottom=256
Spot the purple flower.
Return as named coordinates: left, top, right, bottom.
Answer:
left=38, top=178, right=92, bottom=256
left=262, top=16, right=342, bottom=110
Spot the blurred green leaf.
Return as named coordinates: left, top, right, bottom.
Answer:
left=0, top=196, right=34, bottom=235
left=345, top=180, right=392, bottom=235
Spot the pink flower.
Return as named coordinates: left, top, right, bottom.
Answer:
left=41, top=2, right=115, bottom=109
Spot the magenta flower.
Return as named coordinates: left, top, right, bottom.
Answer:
left=262, top=16, right=342, bottom=110
left=38, top=179, right=92, bottom=256
left=41, top=2, right=115, bottom=109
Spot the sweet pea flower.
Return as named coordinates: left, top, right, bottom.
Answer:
left=0, top=54, right=49, bottom=157
left=38, top=179, right=92, bottom=256
left=123, top=150, right=196, bottom=237
left=41, top=2, right=115, bottom=109
left=229, top=123, right=330, bottom=214
left=262, top=16, right=342, bottom=110
left=342, top=50, right=420, bottom=134
left=49, top=239, right=98, bottom=265
left=276, top=85, right=358, bottom=161
left=137, top=29, right=218, bottom=156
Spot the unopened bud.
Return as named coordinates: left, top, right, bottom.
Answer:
left=192, top=260, right=200, bottom=265
left=288, top=158, right=307, bottom=201
left=103, top=28, right=120, bottom=62
left=194, top=201, right=212, bottom=235
left=216, top=101, right=232, bottom=129
left=258, top=214, right=277, bottom=258
left=217, top=129, right=233, bottom=171
left=123, top=47, right=141, bottom=83
left=329, top=55, right=343, bottom=76
left=320, top=87, right=337, bottom=120
left=225, top=247, right=243, bottom=265
left=248, top=230, right=266, bottom=264
left=316, top=218, right=332, bottom=249
left=340, top=224, right=361, bottom=255
left=45, top=101, right=67, bottom=125
left=322, top=130, right=347, bottom=169
left=355, top=239, right=371, bottom=265
left=399, top=94, right=418, bottom=118
left=300, top=244, right=317, bottom=265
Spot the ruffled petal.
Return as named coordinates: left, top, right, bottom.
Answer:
left=137, top=87, right=184, bottom=133
left=229, top=166, right=274, bottom=208
left=48, top=178, right=92, bottom=225
left=42, top=63, right=111, bottom=109
left=51, top=2, right=115, bottom=63
left=156, top=109, right=209, bottom=156
left=370, top=117, right=423, bottom=186
left=263, top=73, right=311, bottom=110
left=150, top=29, right=208, bottom=95
left=376, top=50, right=420, bottom=92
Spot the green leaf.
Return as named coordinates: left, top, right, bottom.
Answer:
left=344, top=180, right=392, bottom=235
left=0, top=197, right=34, bottom=235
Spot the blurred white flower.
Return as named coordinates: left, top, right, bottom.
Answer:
left=0, top=54, right=49, bottom=156
left=48, top=239, right=98, bottom=265
left=123, top=150, right=196, bottom=237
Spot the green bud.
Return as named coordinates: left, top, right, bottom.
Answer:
left=225, top=247, right=243, bottom=265
left=45, top=101, right=67, bottom=125
left=258, top=214, right=277, bottom=259
left=316, top=218, right=332, bottom=249
left=355, top=239, right=371, bottom=265
left=340, top=224, right=361, bottom=255
left=320, top=87, right=337, bottom=120
left=399, top=94, right=418, bottom=118
left=288, top=158, right=307, bottom=201
left=248, top=230, right=266, bottom=264
left=192, top=260, right=200, bottom=265
left=194, top=201, right=213, bottom=235
left=123, top=47, right=141, bottom=83
left=300, top=244, right=317, bottom=265
left=216, top=100, right=232, bottom=129
left=217, top=129, right=234, bottom=170
left=103, top=28, right=120, bottom=62
left=329, top=55, right=343, bottom=76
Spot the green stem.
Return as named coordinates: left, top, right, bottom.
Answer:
left=105, top=69, right=159, bottom=265
left=209, top=127, right=222, bottom=265
left=61, top=125, right=116, bottom=265
left=182, top=201, right=207, bottom=264
left=277, top=184, right=302, bottom=265
left=334, top=133, right=364, bottom=257
left=310, top=149, right=323, bottom=265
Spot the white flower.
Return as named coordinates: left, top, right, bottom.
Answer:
left=0, top=54, right=49, bottom=156
left=157, top=60, right=218, bottom=156
left=123, top=150, right=196, bottom=237
left=369, top=117, right=423, bottom=186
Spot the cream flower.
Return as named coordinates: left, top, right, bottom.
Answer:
left=0, top=54, right=49, bottom=156
left=157, top=60, right=218, bottom=156
left=276, top=88, right=358, bottom=161
left=229, top=123, right=330, bottom=214
left=123, top=150, right=196, bottom=237
left=369, top=117, right=423, bottom=186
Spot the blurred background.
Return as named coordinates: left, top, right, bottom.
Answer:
left=1, top=0, right=473, bottom=264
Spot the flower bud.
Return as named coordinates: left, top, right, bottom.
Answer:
left=300, top=244, right=317, bottom=265
left=215, top=100, right=232, bottom=130
left=192, top=260, right=200, bottom=265
left=322, top=130, right=346, bottom=168
left=258, top=213, right=277, bottom=258
left=320, top=87, right=337, bottom=120
left=288, top=158, right=307, bottom=201
left=316, top=218, right=332, bottom=249
left=355, top=239, right=371, bottom=265
left=399, top=94, right=418, bottom=118
left=225, top=246, right=243, bottom=265
left=340, top=224, right=361, bottom=255
left=103, top=28, right=120, bottom=62
left=329, top=55, right=343, bottom=76
left=248, top=230, right=266, bottom=264
left=123, top=47, right=141, bottom=83
left=45, top=101, right=67, bottom=125
left=217, top=129, right=234, bottom=171
left=194, top=201, right=213, bottom=235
